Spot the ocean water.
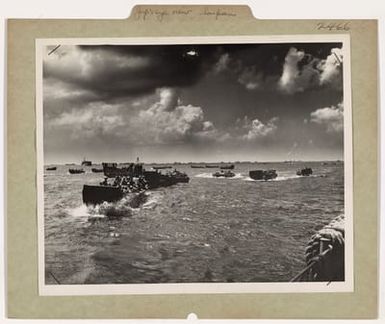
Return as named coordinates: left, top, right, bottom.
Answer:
left=44, top=161, right=344, bottom=284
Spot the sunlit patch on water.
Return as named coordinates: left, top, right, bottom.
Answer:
left=244, top=175, right=300, bottom=182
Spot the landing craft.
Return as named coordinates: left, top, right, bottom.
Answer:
left=69, top=168, right=85, bottom=174
left=249, top=169, right=277, bottom=181
left=212, top=170, right=235, bottom=178
left=81, top=158, right=92, bottom=166
left=82, top=162, right=190, bottom=205
left=152, top=166, right=172, bottom=170
left=296, top=167, right=313, bottom=176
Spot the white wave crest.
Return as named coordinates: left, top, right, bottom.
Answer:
left=68, top=204, right=90, bottom=217
left=68, top=193, right=148, bottom=219
left=244, top=174, right=325, bottom=182
left=195, top=172, right=244, bottom=179
left=142, top=192, right=162, bottom=209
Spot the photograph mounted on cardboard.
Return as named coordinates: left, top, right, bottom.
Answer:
left=36, top=35, right=353, bottom=295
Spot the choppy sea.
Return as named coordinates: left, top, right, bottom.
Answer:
left=44, top=161, right=344, bottom=284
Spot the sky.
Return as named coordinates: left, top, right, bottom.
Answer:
left=42, top=42, right=344, bottom=164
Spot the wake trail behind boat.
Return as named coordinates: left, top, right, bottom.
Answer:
left=195, top=173, right=244, bottom=179
left=244, top=174, right=326, bottom=182
left=68, top=192, right=150, bottom=219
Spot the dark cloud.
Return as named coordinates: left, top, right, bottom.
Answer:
left=212, top=43, right=343, bottom=93
left=44, top=45, right=221, bottom=102
left=44, top=43, right=342, bottom=103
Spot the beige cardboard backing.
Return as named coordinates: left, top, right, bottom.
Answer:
left=6, top=5, right=378, bottom=319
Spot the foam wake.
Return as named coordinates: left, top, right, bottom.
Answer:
left=69, top=192, right=149, bottom=219
left=244, top=174, right=325, bottom=182
left=195, top=172, right=244, bottom=179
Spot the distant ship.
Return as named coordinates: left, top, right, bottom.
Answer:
left=220, top=164, right=234, bottom=170
left=91, top=168, right=103, bottom=173
left=152, top=166, right=172, bottom=170
left=69, top=168, right=85, bottom=174
left=81, top=158, right=92, bottom=166
left=46, top=166, right=57, bottom=171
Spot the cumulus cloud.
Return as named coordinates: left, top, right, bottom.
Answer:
left=132, top=88, right=232, bottom=144
left=215, top=46, right=343, bottom=93
left=278, top=48, right=315, bottom=94
left=157, top=88, right=180, bottom=111
left=240, top=116, right=279, bottom=140
left=278, top=47, right=343, bottom=94
left=310, top=102, right=343, bottom=133
left=47, top=103, right=125, bottom=141
left=318, top=48, right=343, bottom=87
left=46, top=87, right=224, bottom=146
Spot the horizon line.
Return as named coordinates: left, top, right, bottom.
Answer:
left=44, top=159, right=344, bottom=166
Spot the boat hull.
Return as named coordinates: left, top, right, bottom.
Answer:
left=143, top=171, right=189, bottom=188
left=296, top=168, right=313, bottom=176
left=69, top=169, right=85, bottom=174
left=82, top=184, right=124, bottom=205
left=249, top=170, right=277, bottom=181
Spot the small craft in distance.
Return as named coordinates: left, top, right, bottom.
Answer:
left=220, top=164, right=234, bottom=170
left=69, top=168, right=85, bottom=174
left=212, top=170, right=235, bottom=178
left=296, top=167, right=313, bottom=176
left=249, top=169, right=278, bottom=181
left=81, top=158, right=92, bottom=166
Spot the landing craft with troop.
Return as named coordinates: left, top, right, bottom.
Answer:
left=82, top=162, right=190, bottom=205
left=69, top=168, right=85, bottom=174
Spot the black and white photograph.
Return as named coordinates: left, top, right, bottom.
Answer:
left=36, top=36, right=352, bottom=294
